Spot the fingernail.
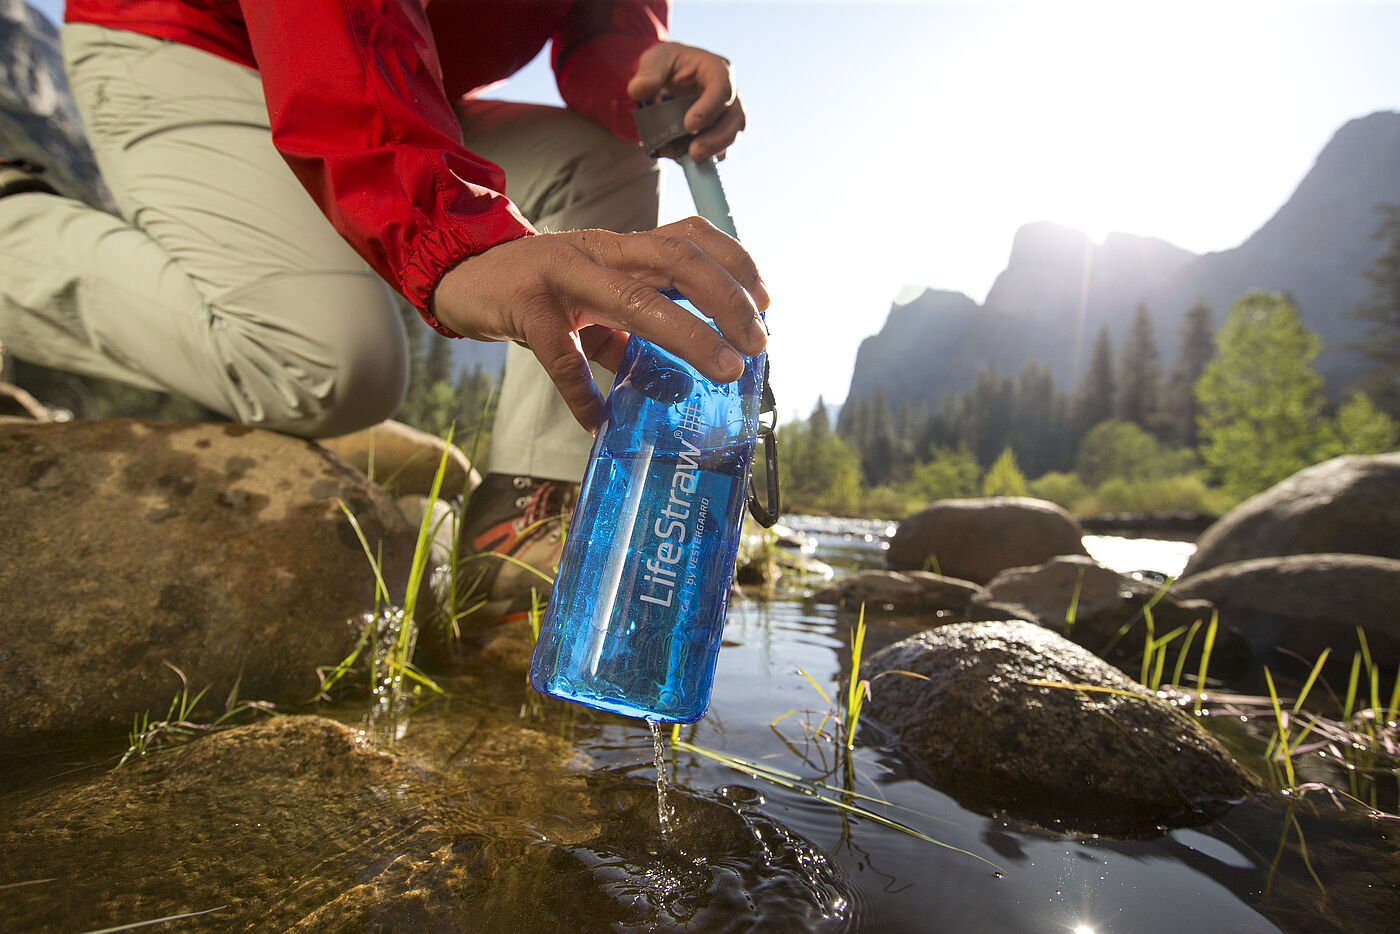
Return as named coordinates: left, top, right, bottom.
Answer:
left=753, top=276, right=771, bottom=310
left=717, top=344, right=744, bottom=376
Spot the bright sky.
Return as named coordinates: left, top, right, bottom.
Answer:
left=27, top=1, right=1400, bottom=419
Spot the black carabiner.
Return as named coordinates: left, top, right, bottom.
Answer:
left=747, top=367, right=781, bottom=528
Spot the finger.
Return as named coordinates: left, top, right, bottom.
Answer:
left=541, top=253, right=749, bottom=384
left=652, top=218, right=770, bottom=319
left=578, top=225, right=767, bottom=356
left=521, top=318, right=606, bottom=432
left=681, top=57, right=736, bottom=134
left=578, top=324, right=630, bottom=373
left=688, top=100, right=746, bottom=162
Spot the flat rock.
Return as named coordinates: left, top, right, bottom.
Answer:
left=887, top=497, right=1088, bottom=584
left=813, top=569, right=987, bottom=615
left=318, top=418, right=478, bottom=498
left=0, top=419, right=420, bottom=743
left=859, top=620, right=1259, bottom=835
left=1183, top=452, right=1400, bottom=577
left=968, top=555, right=1246, bottom=678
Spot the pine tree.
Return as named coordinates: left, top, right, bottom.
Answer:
left=1115, top=303, right=1162, bottom=432
left=1076, top=325, right=1115, bottom=430
left=809, top=395, right=831, bottom=440
left=1011, top=361, right=1056, bottom=476
left=1165, top=301, right=1215, bottom=447
left=861, top=391, right=896, bottom=486
left=982, top=446, right=1028, bottom=497
left=1349, top=204, right=1400, bottom=417
left=1196, top=292, right=1328, bottom=498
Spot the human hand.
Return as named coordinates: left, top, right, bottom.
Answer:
left=429, top=218, right=769, bottom=432
left=627, top=41, right=746, bottom=161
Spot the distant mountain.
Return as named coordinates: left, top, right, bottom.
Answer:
left=982, top=224, right=1197, bottom=380
left=844, top=289, right=1053, bottom=414
left=1144, top=112, right=1400, bottom=390
left=845, top=111, right=1400, bottom=413
left=0, top=0, right=110, bottom=207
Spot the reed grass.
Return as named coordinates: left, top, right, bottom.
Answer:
left=317, top=424, right=464, bottom=707
left=118, top=665, right=273, bottom=767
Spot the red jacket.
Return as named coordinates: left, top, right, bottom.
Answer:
left=65, top=0, right=669, bottom=335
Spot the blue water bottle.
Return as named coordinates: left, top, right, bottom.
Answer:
left=529, top=98, right=775, bottom=721
left=528, top=294, right=766, bottom=722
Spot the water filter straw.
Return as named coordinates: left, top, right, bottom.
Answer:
left=528, top=98, right=767, bottom=722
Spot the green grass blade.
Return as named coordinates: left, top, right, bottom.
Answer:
left=1291, top=648, right=1331, bottom=714
left=74, top=906, right=228, bottom=933
left=1194, top=611, right=1219, bottom=714
left=1064, top=565, right=1085, bottom=633
left=796, top=666, right=834, bottom=707
left=1343, top=652, right=1362, bottom=721
left=1264, top=667, right=1296, bottom=788
left=1170, top=619, right=1203, bottom=690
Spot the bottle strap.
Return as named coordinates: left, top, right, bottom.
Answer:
left=747, top=366, right=781, bottom=528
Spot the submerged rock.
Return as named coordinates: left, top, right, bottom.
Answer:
left=1173, top=553, right=1400, bottom=673
left=968, top=555, right=1248, bottom=678
left=0, top=419, right=419, bottom=744
left=887, top=497, right=1088, bottom=584
left=1183, top=452, right=1400, bottom=576
left=859, top=620, right=1260, bottom=836
left=0, top=715, right=849, bottom=933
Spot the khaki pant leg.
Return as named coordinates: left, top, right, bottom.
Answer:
left=455, top=99, right=660, bottom=483
left=0, top=25, right=408, bottom=438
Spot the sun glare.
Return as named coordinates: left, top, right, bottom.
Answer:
left=949, top=2, right=1276, bottom=250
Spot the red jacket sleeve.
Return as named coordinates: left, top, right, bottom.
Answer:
left=552, top=0, right=669, bottom=141
left=240, top=0, right=534, bottom=336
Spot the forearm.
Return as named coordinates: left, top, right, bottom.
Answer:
left=240, top=0, right=534, bottom=332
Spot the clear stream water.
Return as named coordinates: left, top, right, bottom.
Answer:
left=4, top=518, right=1393, bottom=932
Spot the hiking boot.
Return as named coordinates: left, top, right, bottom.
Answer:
left=0, top=158, right=58, bottom=198
left=452, top=473, right=576, bottom=625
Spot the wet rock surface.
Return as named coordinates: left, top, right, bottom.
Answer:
left=1183, top=452, right=1400, bottom=576
left=0, top=419, right=419, bottom=744
left=859, top=620, right=1260, bottom=835
left=887, top=497, right=1088, bottom=583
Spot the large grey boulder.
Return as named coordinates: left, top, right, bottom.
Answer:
left=1173, top=553, right=1400, bottom=672
left=859, top=620, right=1259, bottom=835
left=0, top=419, right=420, bottom=743
left=967, top=555, right=1246, bottom=678
left=1182, top=452, right=1400, bottom=577
left=887, top=497, right=1088, bottom=584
